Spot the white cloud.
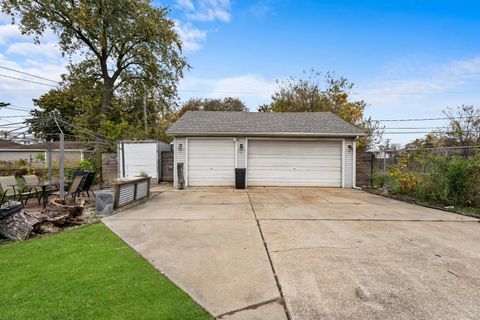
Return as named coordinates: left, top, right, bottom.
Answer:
left=0, top=12, right=12, bottom=24
left=358, top=55, right=480, bottom=106
left=179, top=74, right=277, bottom=110
left=174, top=21, right=207, bottom=52
left=6, top=41, right=61, bottom=60
left=176, top=0, right=195, bottom=11
left=249, top=1, right=274, bottom=19
left=0, top=24, right=22, bottom=45
left=178, top=0, right=232, bottom=22
left=172, top=0, right=232, bottom=54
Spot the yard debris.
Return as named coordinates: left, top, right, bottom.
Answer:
left=0, top=198, right=90, bottom=241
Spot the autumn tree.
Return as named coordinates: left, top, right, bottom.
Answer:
left=258, top=70, right=382, bottom=150
left=442, top=105, right=480, bottom=146
left=2, top=0, right=187, bottom=144
left=404, top=133, right=443, bottom=149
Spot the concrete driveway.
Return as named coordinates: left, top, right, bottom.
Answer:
left=104, top=187, right=480, bottom=320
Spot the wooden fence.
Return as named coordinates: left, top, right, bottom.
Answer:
left=356, top=152, right=374, bottom=187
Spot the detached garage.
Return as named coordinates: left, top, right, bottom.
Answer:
left=166, top=111, right=365, bottom=188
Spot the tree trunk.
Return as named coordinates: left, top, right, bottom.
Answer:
left=100, top=80, right=114, bottom=115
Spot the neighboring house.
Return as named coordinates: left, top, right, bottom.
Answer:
left=166, top=111, right=365, bottom=188
left=0, top=140, right=90, bottom=165
left=367, top=149, right=393, bottom=159
left=117, top=140, right=172, bottom=184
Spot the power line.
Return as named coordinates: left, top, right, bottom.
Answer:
left=1, top=105, right=34, bottom=112
left=0, top=73, right=58, bottom=87
left=0, top=115, right=31, bottom=118
left=0, top=66, right=60, bottom=84
left=374, top=116, right=476, bottom=122
left=1, top=86, right=480, bottom=96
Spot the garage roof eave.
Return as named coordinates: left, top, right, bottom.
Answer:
left=167, top=132, right=366, bottom=138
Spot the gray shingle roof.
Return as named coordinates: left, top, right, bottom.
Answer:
left=167, top=111, right=365, bottom=137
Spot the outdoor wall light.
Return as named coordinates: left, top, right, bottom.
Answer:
left=178, top=143, right=183, bottom=151
left=348, top=144, right=353, bottom=150
left=239, top=143, right=244, bottom=151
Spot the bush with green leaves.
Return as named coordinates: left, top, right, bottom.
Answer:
left=378, top=152, right=480, bottom=208
left=77, top=159, right=94, bottom=171
left=427, top=156, right=480, bottom=206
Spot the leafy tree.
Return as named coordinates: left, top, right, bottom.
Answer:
left=177, top=97, right=247, bottom=117
left=405, top=133, right=443, bottom=149
left=2, top=0, right=187, bottom=141
left=258, top=70, right=382, bottom=150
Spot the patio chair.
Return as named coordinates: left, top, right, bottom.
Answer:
left=0, top=176, right=19, bottom=206
left=68, top=169, right=88, bottom=191
left=79, top=172, right=96, bottom=197
left=52, top=174, right=85, bottom=201
left=21, top=175, right=43, bottom=205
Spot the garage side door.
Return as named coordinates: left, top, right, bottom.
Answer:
left=247, top=140, right=342, bottom=187
left=188, top=139, right=235, bottom=186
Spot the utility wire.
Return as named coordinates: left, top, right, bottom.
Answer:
left=0, top=73, right=58, bottom=87
left=374, top=116, right=476, bottom=122
left=1, top=105, right=33, bottom=112
left=0, top=66, right=60, bottom=83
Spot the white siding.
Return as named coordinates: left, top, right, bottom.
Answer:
left=173, top=137, right=186, bottom=188
left=237, top=137, right=246, bottom=168
left=344, top=138, right=354, bottom=188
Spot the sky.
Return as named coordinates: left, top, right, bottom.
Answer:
left=1, top=0, right=480, bottom=145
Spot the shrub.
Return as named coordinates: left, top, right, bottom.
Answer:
left=429, top=156, right=480, bottom=206
left=372, top=169, right=386, bottom=188
left=388, top=154, right=421, bottom=194
left=77, top=159, right=94, bottom=171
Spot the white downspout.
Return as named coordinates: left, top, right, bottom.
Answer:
left=352, top=136, right=362, bottom=189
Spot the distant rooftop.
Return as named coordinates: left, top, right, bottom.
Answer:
left=167, top=111, right=365, bottom=137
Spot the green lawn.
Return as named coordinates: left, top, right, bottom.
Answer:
left=0, top=223, right=211, bottom=320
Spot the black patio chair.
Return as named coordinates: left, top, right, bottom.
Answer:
left=79, top=172, right=96, bottom=197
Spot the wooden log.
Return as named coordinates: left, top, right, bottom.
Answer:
left=44, top=198, right=85, bottom=219
left=0, top=211, right=43, bottom=241
left=37, top=221, right=61, bottom=234
left=0, top=198, right=88, bottom=240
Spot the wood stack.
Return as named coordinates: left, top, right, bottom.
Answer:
left=0, top=198, right=87, bottom=241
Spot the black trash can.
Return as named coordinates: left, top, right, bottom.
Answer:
left=235, top=168, right=246, bottom=189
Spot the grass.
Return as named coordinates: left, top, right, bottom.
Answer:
left=0, top=223, right=211, bottom=320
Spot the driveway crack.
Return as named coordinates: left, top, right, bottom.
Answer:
left=247, top=192, right=292, bottom=320
left=215, top=297, right=282, bottom=319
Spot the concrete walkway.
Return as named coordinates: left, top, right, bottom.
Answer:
left=104, top=187, right=480, bottom=320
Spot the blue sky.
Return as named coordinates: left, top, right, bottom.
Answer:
left=1, top=0, right=480, bottom=145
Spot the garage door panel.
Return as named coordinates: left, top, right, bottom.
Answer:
left=188, top=139, right=235, bottom=186
left=247, top=140, right=342, bottom=187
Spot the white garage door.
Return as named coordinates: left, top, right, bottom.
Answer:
left=188, top=139, right=235, bottom=186
left=247, top=140, right=342, bottom=187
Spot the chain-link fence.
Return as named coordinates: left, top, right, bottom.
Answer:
left=371, top=145, right=480, bottom=209
left=373, top=146, right=480, bottom=173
